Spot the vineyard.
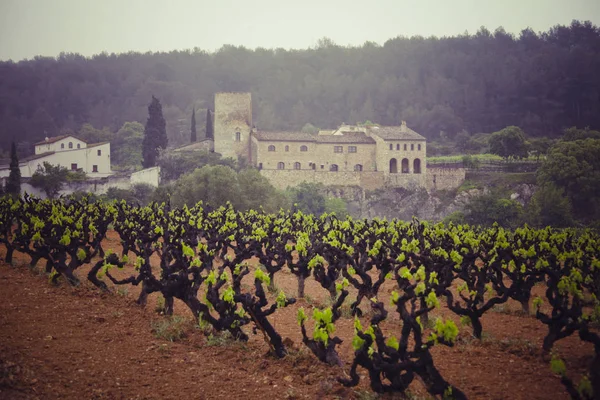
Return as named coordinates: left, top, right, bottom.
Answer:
left=0, top=194, right=599, bottom=399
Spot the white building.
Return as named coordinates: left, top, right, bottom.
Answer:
left=0, top=135, right=113, bottom=179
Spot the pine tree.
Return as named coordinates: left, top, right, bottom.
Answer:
left=6, top=141, right=21, bottom=197
left=190, top=108, right=197, bottom=143
left=205, top=109, right=213, bottom=139
left=142, top=96, right=168, bottom=168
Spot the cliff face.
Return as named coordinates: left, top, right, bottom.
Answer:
left=335, top=183, right=536, bottom=221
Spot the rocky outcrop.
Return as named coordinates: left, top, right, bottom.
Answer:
left=341, top=183, right=537, bottom=221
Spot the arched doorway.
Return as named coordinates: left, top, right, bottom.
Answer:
left=389, top=158, right=398, bottom=174
left=330, top=164, right=339, bottom=172
left=413, top=158, right=421, bottom=174
left=401, top=158, right=409, bottom=173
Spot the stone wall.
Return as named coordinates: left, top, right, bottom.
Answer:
left=253, top=137, right=376, bottom=172
left=260, top=169, right=385, bottom=190
left=213, top=92, right=252, bottom=160
left=426, top=166, right=466, bottom=191
left=131, top=166, right=161, bottom=187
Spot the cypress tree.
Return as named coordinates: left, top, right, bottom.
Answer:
left=142, top=96, right=168, bottom=168
left=191, top=108, right=197, bottom=143
left=6, top=141, right=21, bottom=197
left=205, top=109, right=214, bottom=139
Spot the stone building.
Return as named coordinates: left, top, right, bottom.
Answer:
left=208, top=92, right=463, bottom=191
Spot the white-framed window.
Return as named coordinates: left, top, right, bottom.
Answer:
left=97, top=149, right=101, bottom=156
left=71, top=163, right=77, bottom=170
left=348, top=146, right=357, bottom=153
left=92, top=165, right=98, bottom=172
left=333, top=146, right=343, bottom=153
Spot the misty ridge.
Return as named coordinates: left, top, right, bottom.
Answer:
left=0, top=20, right=599, bottom=154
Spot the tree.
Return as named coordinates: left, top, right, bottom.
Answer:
left=30, top=162, right=86, bottom=198
left=527, top=183, right=574, bottom=227
left=488, top=126, right=529, bottom=160
left=288, top=182, right=326, bottom=216
left=6, top=142, right=21, bottom=197
left=142, top=96, right=168, bottom=168
left=536, top=137, right=600, bottom=222
left=190, top=108, right=197, bottom=143
left=205, top=109, right=213, bottom=139
left=112, top=121, right=144, bottom=168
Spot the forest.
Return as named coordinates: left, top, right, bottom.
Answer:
left=0, top=20, right=599, bottom=154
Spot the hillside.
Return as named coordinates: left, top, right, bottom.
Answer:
left=1, top=21, right=599, bottom=153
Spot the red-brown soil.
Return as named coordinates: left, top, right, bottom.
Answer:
left=0, top=234, right=593, bottom=400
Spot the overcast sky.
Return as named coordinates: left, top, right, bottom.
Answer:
left=1, top=0, right=599, bottom=61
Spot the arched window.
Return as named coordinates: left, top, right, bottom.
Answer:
left=411, top=144, right=414, bottom=151
left=413, top=158, right=422, bottom=174
left=418, top=144, right=421, bottom=151
left=389, top=144, right=393, bottom=150
left=403, top=144, right=407, bottom=151
left=277, top=162, right=285, bottom=170
left=268, top=145, right=276, bottom=152
left=401, top=158, right=409, bottom=173
left=285, top=145, right=289, bottom=152
left=77, top=143, right=80, bottom=149
left=389, top=158, right=398, bottom=174
left=235, top=132, right=241, bottom=142
left=300, top=145, right=308, bottom=152
left=396, top=144, right=400, bottom=150
left=294, top=162, right=301, bottom=170
left=61, top=143, right=65, bottom=149
left=354, top=164, right=363, bottom=171
left=330, top=164, right=339, bottom=172
left=68, top=142, right=73, bottom=149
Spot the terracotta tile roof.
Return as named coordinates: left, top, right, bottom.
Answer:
left=23, top=151, right=55, bottom=162
left=315, top=133, right=375, bottom=144
left=86, top=142, right=109, bottom=148
left=34, top=135, right=86, bottom=146
left=253, top=131, right=316, bottom=142
left=368, top=126, right=426, bottom=141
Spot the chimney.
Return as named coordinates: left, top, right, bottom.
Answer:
left=400, top=121, right=407, bottom=132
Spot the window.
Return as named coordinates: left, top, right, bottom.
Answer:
left=418, top=144, right=421, bottom=151
left=294, top=162, right=301, bottom=170
left=71, top=163, right=78, bottom=170
left=404, top=144, right=407, bottom=151
left=396, top=144, right=400, bottom=150
left=285, top=145, right=289, bottom=152
left=348, top=146, right=357, bottom=153
left=389, top=158, right=397, bottom=174
left=330, top=164, right=339, bottom=172
left=300, top=145, right=308, bottom=152
left=268, top=145, right=276, bottom=152
left=61, top=143, right=65, bottom=149
left=309, top=162, right=316, bottom=170
left=258, top=163, right=263, bottom=170
left=77, top=143, right=80, bottom=149
left=320, top=165, right=324, bottom=169
left=411, top=144, right=414, bottom=151
left=235, top=132, right=241, bottom=142
left=389, top=144, right=393, bottom=150
left=92, top=165, right=98, bottom=172
left=333, top=146, right=343, bottom=153
left=354, top=164, right=363, bottom=171
left=68, top=142, right=73, bottom=149
left=413, top=159, right=421, bottom=174
left=277, top=162, right=285, bottom=170
left=401, top=158, right=409, bottom=173
left=97, top=149, right=101, bottom=156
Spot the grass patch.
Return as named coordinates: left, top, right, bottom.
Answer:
left=205, top=330, right=237, bottom=347
left=151, top=315, right=188, bottom=342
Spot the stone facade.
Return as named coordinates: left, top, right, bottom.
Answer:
left=213, top=92, right=252, bottom=160
left=210, top=92, right=463, bottom=192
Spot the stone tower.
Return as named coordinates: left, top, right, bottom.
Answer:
left=213, top=92, right=252, bottom=160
